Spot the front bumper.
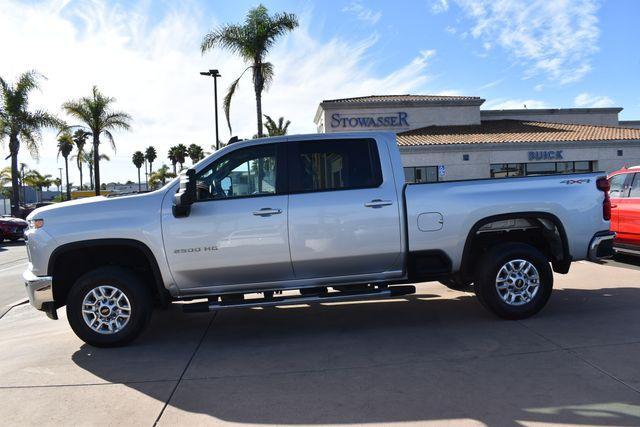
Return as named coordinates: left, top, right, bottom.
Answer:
left=23, top=270, right=57, bottom=319
left=588, top=231, right=615, bottom=261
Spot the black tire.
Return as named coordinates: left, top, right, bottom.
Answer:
left=66, top=266, right=153, bottom=347
left=439, top=278, right=473, bottom=292
left=474, top=243, right=553, bottom=320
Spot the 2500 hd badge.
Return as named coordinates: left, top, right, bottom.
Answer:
left=174, top=246, right=218, bottom=254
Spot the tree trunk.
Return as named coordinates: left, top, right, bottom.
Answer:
left=89, top=164, right=94, bottom=190
left=255, top=87, right=263, bottom=138
left=172, top=162, right=176, bottom=174
left=137, top=167, right=141, bottom=192
left=78, top=159, right=83, bottom=191
left=147, top=161, right=152, bottom=190
left=93, top=134, right=100, bottom=196
left=64, top=157, right=71, bottom=200
left=9, top=135, right=20, bottom=217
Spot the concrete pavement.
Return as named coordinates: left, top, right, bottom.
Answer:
left=0, top=241, right=28, bottom=317
left=0, top=259, right=640, bottom=425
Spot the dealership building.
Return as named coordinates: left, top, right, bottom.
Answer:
left=314, top=95, right=640, bottom=183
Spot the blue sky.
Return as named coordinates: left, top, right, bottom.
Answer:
left=1, top=0, right=639, bottom=184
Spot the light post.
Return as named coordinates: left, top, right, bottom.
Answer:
left=58, top=168, right=63, bottom=200
left=200, top=69, right=221, bottom=150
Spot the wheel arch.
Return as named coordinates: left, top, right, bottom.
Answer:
left=48, top=238, right=169, bottom=308
left=459, top=212, right=571, bottom=280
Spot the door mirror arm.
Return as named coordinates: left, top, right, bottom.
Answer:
left=173, top=168, right=196, bottom=218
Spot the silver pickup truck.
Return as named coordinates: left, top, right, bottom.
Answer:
left=24, top=132, right=614, bottom=347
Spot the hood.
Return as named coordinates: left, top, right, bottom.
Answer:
left=26, top=191, right=165, bottom=222
left=0, top=216, right=28, bottom=226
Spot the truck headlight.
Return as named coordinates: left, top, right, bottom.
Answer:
left=28, top=219, right=44, bottom=229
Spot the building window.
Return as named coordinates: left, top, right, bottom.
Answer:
left=490, top=161, right=595, bottom=178
left=463, top=154, right=470, bottom=161
left=618, top=149, right=624, bottom=157
left=404, top=166, right=439, bottom=183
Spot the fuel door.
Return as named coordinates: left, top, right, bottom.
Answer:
left=417, top=212, right=444, bottom=232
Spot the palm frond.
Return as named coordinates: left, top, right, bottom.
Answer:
left=201, top=24, right=246, bottom=56
left=102, top=129, right=116, bottom=152
left=223, top=66, right=252, bottom=134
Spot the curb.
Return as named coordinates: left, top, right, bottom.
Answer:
left=0, top=298, right=28, bottom=320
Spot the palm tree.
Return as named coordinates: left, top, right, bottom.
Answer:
left=0, top=166, right=12, bottom=199
left=82, top=149, right=110, bottom=190
left=132, top=151, right=145, bottom=192
left=201, top=4, right=298, bottom=138
left=149, top=164, right=176, bottom=189
left=168, top=144, right=188, bottom=173
left=57, top=131, right=74, bottom=200
left=63, top=86, right=131, bottom=196
left=0, top=71, right=62, bottom=215
left=264, top=115, right=291, bottom=136
left=188, top=144, right=205, bottom=164
left=72, top=129, right=90, bottom=190
left=144, top=146, right=157, bottom=188
left=23, top=170, right=52, bottom=203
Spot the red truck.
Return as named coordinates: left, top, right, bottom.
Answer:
left=609, top=166, right=640, bottom=254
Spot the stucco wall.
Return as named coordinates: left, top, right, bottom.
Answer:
left=481, top=110, right=620, bottom=126
left=399, top=141, right=640, bottom=181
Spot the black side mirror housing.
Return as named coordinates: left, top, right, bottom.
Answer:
left=173, top=168, right=196, bottom=218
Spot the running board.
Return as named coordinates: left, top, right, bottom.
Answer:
left=182, top=285, right=416, bottom=313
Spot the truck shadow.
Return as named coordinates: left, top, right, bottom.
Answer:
left=72, top=286, right=640, bottom=426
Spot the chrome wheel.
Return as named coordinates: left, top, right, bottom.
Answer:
left=495, top=259, right=540, bottom=306
left=81, top=285, right=131, bottom=334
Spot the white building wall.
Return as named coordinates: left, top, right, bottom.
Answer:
left=481, top=109, right=620, bottom=126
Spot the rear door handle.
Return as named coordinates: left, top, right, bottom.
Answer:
left=364, top=199, right=393, bottom=208
left=253, top=208, right=282, bottom=216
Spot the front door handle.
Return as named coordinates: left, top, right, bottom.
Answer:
left=364, top=199, right=393, bottom=208
left=253, top=208, right=282, bottom=216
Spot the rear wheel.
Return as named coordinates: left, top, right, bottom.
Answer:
left=474, top=243, right=553, bottom=319
left=66, top=266, right=152, bottom=347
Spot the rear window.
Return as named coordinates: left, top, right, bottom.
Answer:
left=291, top=139, right=382, bottom=192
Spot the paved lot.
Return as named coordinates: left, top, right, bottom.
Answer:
left=0, top=241, right=28, bottom=317
left=1, top=250, right=640, bottom=426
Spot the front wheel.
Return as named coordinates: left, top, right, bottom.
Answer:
left=66, top=266, right=153, bottom=347
left=474, top=243, right=553, bottom=320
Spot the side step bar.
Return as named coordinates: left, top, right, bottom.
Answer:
left=182, top=285, right=416, bottom=313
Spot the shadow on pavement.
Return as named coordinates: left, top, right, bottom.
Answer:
left=71, top=287, right=640, bottom=426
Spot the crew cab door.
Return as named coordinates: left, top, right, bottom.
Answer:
left=616, top=172, right=640, bottom=246
left=608, top=172, right=632, bottom=235
left=162, top=143, right=293, bottom=290
left=287, top=137, right=402, bottom=279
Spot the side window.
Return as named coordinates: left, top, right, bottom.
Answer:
left=195, top=144, right=278, bottom=201
left=291, top=139, right=382, bottom=192
left=629, top=174, right=640, bottom=198
left=609, top=173, right=628, bottom=198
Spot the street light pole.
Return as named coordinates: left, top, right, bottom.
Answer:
left=200, top=69, right=221, bottom=150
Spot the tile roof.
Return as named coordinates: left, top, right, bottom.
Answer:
left=322, top=94, right=483, bottom=104
left=396, top=120, right=640, bottom=146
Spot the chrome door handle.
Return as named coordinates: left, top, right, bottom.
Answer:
left=253, top=208, right=282, bottom=216
left=364, top=199, right=393, bottom=208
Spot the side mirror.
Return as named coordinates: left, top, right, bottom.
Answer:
left=173, top=168, right=196, bottom=218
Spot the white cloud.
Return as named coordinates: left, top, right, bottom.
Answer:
left=574, top=92, right=615, bottom=108
left=342, top=2, right=382, bottom=25
left=483, top=98, right=551, bottom=110
left=0, top=0, right=436, bottom=184
left=478, top=78, right=503, bottom=91
left=451, top=0, right=600, bottom=85
left=430, top=0, right=450, bottom=14
left=444, top=25, right=457, bottom=34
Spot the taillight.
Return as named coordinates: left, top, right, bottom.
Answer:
left=597, top=177, right=611, bottom=220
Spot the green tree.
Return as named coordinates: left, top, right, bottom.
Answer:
left=149, top=164, right=176, bottom=189
left=63, top=86, right=131, bottom=196
left=188, top=143, right=205, bottom=164
left=201, top=4, right=298, bottom=138
left=57, top=131, right=74, bottom=200
left=168, top=144, right=188, bottom=173
left=72, top=129, right=90, bottom=190
left=263, top=114, right=290, bottom=136
left=0, top=71, right=62, bottom=215
left=132, top=150, right=145, bottom=192
left=23, top=170, right=52, bottom=203
left=82, top=149, right=110, bottom=190
left=144, top=146, right=157, bottom=188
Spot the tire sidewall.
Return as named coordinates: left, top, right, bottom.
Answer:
left=66, top=267, right=151, bottom=347
left=475, top=243, right=553, bottom=319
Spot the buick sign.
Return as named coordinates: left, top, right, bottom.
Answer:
left=330, top=112, right=409, bottom=129
left=528, top=150, right=563, bottom=161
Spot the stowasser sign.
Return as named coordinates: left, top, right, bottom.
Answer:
left=330, top=112, right=409, bottom=129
